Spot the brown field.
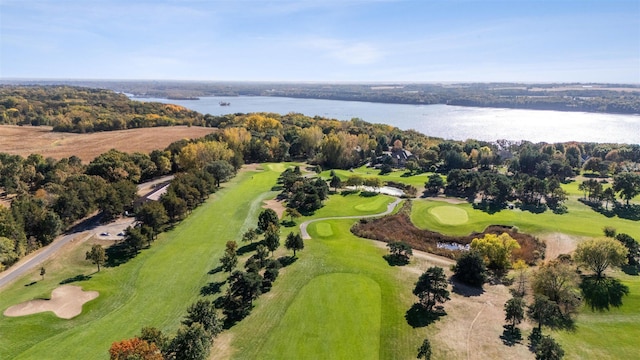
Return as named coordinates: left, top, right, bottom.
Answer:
left=0, top=125, right=216, bottom=162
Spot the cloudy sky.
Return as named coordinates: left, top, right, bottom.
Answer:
left=1, top=0, right=638, bottom=82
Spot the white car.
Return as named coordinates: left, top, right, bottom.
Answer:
left=100, top=232, right=110, bottom=236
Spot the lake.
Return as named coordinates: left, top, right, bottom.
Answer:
left=133, top=95, right=640, bottom=144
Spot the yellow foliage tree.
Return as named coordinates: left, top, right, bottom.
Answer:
left=470, top=233, right=520, bottom=272
left=244, top=114, right=282, bottom=133
left=222, top=127, right=252, bottom=152
left=177, top=141, right=233, bottom=171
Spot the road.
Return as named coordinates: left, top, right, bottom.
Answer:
left=0, top=175, right=173, bottom=290
left=299, top=198, right=402, bottom=240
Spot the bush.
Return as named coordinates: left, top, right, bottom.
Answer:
left=452, top=251, right=487, bottom=287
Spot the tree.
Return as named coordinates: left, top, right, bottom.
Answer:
left=136, top=201, right=169, bottom=239
left=535, top=335, right=565, bottom=360
left=470, top=233, right=520, bottom=272
left=109, top=337, right=163, bottom=360
left=183, top=299, right=222, bottom=337
left=330, top=175, right=342, bottom=192
left=284, top=207, right=302, bottom=223
left=512, top=259, right=529, bottom=296
left=386, top=241, right=413, bottom=264
left=531, top=260, right=581, bottom=316
left=264, top=224, right=280, bottom=256
left=615, top=233, right=639, bottom=266
left=527, top=294, right=563, bottom=331
left=219, top=241, right=238, bottom=273
left=452, top=250, right=487, bottom=287
left=166, top=323, right=211, bottom=360
left=504, top=296, right=525, bottom=327
left=138, top=327, right=168, bottom=352
left=602, top=226, right=616, bottom=238
left=242, top=228, right=258, bottom=244
left=413, top=266, right=450, bottom=312
left=255, top=244, right=269, bottom=267
left=425, top=174, right=445, bottom=195
left=416, top=338, right=432, bottom=359
left=257, top=208, right=279, bottom=233
left=284, top=232, right=304, bottom=256
left=205, top=160, right=235, bottom=187
left=613, top=172, right=640, bottom=205
left=574, top=237, right=628, bottom=278
left=124, top=226, right=147, bottom=253
left=86, top=244, right=106, bottom=272
left=40, top=266, right=46, bottom=280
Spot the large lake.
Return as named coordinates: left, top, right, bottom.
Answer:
left=134, top=96, right=640, bottom=144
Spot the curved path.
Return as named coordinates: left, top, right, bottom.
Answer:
left=299, top=198, right=402, bottom=240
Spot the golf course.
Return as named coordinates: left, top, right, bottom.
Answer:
left=1, top=163, right=639, bottom=359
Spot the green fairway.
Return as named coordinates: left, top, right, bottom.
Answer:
left=215, top=205, right=423, bottom=359
left=321, top=165, right=431, bottom=188
left=411, top=199, right=640, bottom=239
left=553, top=273, right=640, bottom=360
left=0, top=166, right=281, bottom=359
left=260, top=273, right=381, bottom=359
left=429, top=205, right=469, bottom=225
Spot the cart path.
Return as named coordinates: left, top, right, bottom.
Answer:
left=299, top=198, right=402, bottom=240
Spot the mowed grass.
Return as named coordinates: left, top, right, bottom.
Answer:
left=0, top=165, right=280, bottom=360
left=428, top=205, right=469, bottom=225
left=259, top=273, right=381, bottom=359
left=312, top=192, right=393, bottom=218
left=214, top=202, right=423, bottom=359
left=321, top=165, right=431, bottom=188
left=411, top=199, right=640, bottom=240
left=553, top=272, right=640, bottom=360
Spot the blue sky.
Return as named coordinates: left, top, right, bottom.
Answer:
left=1, top=0, right=638, bottom=83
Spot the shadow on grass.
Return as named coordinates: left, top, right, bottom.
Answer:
left=237, top=243, right=258, bottom=256
left=281, top=220, right=296, bottom=228
left=277, top=255, right=298, bottom=267
left=451, top=279, right=485, bottom=297
left=208, top=265, right=223, bottom=275
left=382, top=254, right=410, bottom=266
left=405, top=303, right=446, bottom=328
left=473, top=201, right=506, bottom=214
left=621, top=264, right=639, bottom=276
left=200, top=280, right=226, bottom=296
left=105, top=242, right=136, bottom=267
left=60, top=274, right=93, bottom=285
left=500, top=325, right=522, bottom=346
left=24, top=281, right=38, bottom=287
left=580, top=276, right=630, bottom=311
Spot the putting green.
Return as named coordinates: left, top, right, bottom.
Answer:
left=314, top=222, right=334, bottom=238
left=260, top=273, right=381, bottom=359
left=428, top=205, right=469, bottom=225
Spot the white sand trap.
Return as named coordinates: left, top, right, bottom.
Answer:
left=3, top=285, right=99, bottom=319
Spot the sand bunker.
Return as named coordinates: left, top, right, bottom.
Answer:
left=4, top=285, right=99, bottom=319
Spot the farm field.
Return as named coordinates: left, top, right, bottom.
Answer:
left=0, top=125, right=216, bottom=162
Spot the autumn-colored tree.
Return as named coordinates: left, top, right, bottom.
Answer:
left=109, top=337, right=163, bottom=360
left=470, top=233, right=520, bottom=272
left=177, top=141, right=233, bottom=171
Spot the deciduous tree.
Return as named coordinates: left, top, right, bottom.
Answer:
left=86, top=244, right=106, bottom=272
left=574, top=237, right=628, bottom=278
left=284, top=232, right=304, bottom=256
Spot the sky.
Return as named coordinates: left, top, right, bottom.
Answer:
left=1, top=0, right=639, bottom=83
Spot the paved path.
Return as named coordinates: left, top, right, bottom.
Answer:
left=0, top=176, right=171, bottom=290
left=299, top=198, right=402, bottom=240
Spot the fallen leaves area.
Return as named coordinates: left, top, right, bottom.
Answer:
left=351, top=200, right=544, bottom=263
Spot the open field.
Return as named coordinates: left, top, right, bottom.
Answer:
left=0, top=125, right=216, bottom=162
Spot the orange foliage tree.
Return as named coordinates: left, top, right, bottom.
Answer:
left=108, top=337, right=163, bottom=360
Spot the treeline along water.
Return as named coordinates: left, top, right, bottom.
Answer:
left=134, top=95, right=640, bottom=144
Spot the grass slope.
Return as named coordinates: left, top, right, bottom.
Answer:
left=0, top=165, right=279, bottom=359
left=411, top=199, right=640, bottom=240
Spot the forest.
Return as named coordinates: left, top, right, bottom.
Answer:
left=4, top=80, right=640, bottom=115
